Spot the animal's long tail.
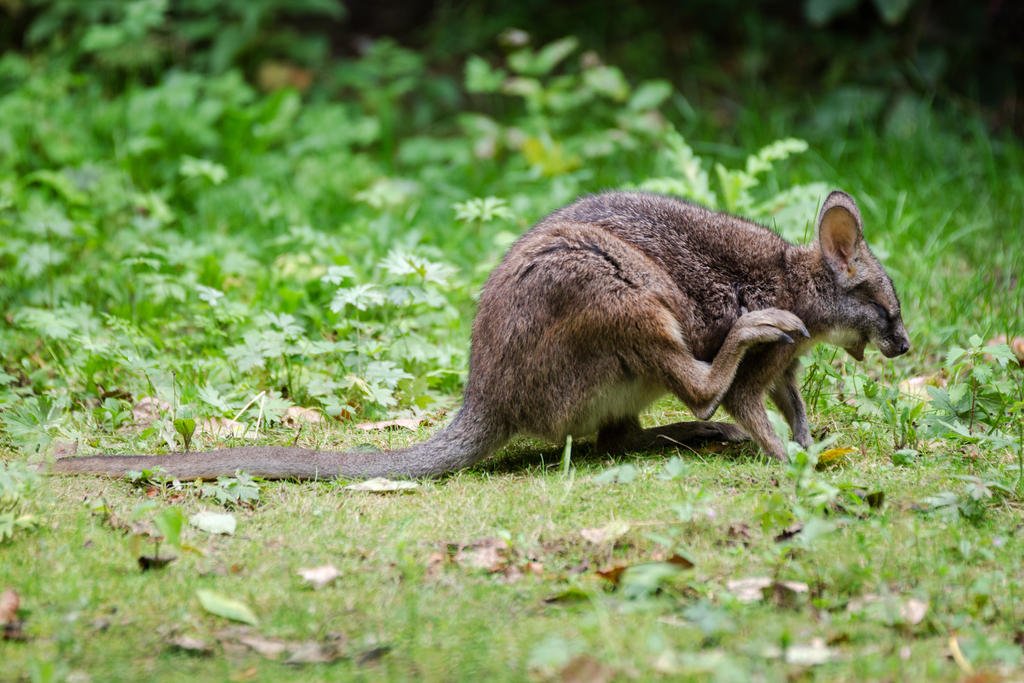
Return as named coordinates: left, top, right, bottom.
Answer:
left=48, top=405, right=509, bottom=480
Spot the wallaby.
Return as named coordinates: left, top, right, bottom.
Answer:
left=51, top=190, right=909, bottom=480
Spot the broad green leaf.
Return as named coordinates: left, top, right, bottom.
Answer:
left=628, top=80, right=672, bottom=111
left=872, top=0, right=913, bottom=23
left=153, top=507, right=185, bottom=548
left=196, top=589, right=259, bottom=625
left=509, top=36, right=578, bottom=76
left=173, top=418, right=196, bottom=451
left=593, top=464, right=637, bottom=485
left=583, top=65, right=629, bottom=101
left=658, top=456, right=689, bottom=480
left=465, top=55, right=506, bottom=93
left=804, top=0, right=859, bottom=25
left=180, top=156, right=228, bottom=185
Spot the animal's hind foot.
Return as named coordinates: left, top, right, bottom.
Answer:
left=735, top=308, right=809, bottom=344
left=643, top=420, right=748, bottom=449
left=595, top=419, right=748, bottom=455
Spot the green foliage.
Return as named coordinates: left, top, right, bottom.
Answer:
left=0, top=461, right=41, bottom=542
left=923, top=336, right=1022, bottom=447
left=1, top=396, right=67, bottom=454
left=453, top=196, right=513, bottom=224
left=152, top=505, right=185, bottom=548
left=19, top=0, right=344, bottom=75
left=924, top=475, right=1013, bottom=524
left=461, top=34, right=673, bottom=194
left=0, top=10, right=1022, bottom=681
left=640, top=130, right=828, bottom=240
left=851, top=371, right=924, bottom=450
left=0, top=28, right=837, bottom=448
left=125, top=466, right=171, bottom=488
left=804, top=0, right=915, bottom=26
left=198, top=471, right=262, bottom=508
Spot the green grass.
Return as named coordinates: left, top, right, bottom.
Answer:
left=5, top=410, right=1024, bottom=681
left=3, top=35, right=1024, bottom=681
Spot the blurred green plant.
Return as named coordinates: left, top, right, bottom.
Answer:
left=0, top=461, right=41, bottom=542
left=19, top=0, right=345, bottom=75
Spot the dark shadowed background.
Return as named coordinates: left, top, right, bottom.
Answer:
left=2, top=0, right=1020, bottom=133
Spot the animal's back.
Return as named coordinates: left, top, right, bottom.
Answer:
left=534, top=192, right=794, bottom=360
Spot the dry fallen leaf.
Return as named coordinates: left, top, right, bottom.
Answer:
left=817, top=447, right=855, bottom=468
left=228, top=666, right=259, bottom=681
left=1013, top=337, right=1024, bottom=364
left=1, top=588, right=25, bottom=641
left=651, top=648, right=732, bottom=675
left=596, top=565, right=627, bottom=585
left=986, top=334, right=1024, bottom=365
left=52, top=440, right=78, bottom=459
left=190, top=511, right=237, bottom=535
left=216, top=626, right=347, bottom=664
left=724, top=521, right=752, bottom=546
left=726, top=577, right=772, bottom=603
left=285, top=640, right=343, bottom=665
left=559, top=655, right=615, bottom=683
left=782, top=638, right=837, bottom=666
left=424, top=552, right=447, bottom=579
left=196, top=417, right=251, bottom=438
left=453, top=538, right=509, bottom=572
left=217, top=627, right=288, bottom=659
left=344, top=477, right=419, bottom=493
left=579, top=520, right=630, bottom=545
left=897, top=375, right=945, bottom=402
left=448, top=538, right=542, bottom=582
left=354, top=645, right=390, bottom=665
left=354, top=418, right=422, bottom=432
left=762, top=637, right=837, bottom=665
left=726, top=577, right=809, bottom=605
left=847, top=594, right=928, bottom=625
left=770, top=580, right=810, bottom=608
left=0, top=588, right=19, bottom=624
left=901, top=597, right=928, bottom=625
left=283, top=406, right=324, bottom=427
left=597, top=553, right=693, bottom=587
left=297, top=564, right=340, bottom=589
left=257, top=60, right=314, bottom=93
left=168, top=635, right=213, bottom=655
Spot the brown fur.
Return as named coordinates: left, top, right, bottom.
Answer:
left=50, top=190, right=909, bottom=479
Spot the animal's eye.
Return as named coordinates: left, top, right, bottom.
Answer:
left=869, top=301, right=888, bottom=319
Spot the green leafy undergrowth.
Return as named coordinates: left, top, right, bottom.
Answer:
left=1, top=27, right=1024, bottom=681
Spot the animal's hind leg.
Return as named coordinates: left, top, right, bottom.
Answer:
left=722, top=389, right=787, bottom=461
left=595, top=417, right=747, bottom=455
left=594, top=415, right=643, bottom=455
left=641, top=421, right=748, bottom=449
left=769, top=360, right=811, bottom=448
left=642, top=308, right=809, bottom=420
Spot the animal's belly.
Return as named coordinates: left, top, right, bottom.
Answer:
left=561, top=377, right=666, bottom=439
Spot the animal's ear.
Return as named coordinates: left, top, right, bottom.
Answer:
left=816, top=190, right=864, bottom=277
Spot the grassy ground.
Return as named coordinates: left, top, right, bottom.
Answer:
left=3, top=38, right=1024, bottom=681
left=4, top=405, right=1024, bottom=681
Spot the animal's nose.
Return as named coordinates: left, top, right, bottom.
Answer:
left=897, top=338, right=910, bottom=356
